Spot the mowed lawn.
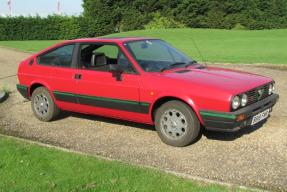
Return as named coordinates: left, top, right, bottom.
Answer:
left=0, top=136, right=243, bottom=192
left=0, top=28, right=286, bottom=64
left=0, top=40, right=60, bottom=53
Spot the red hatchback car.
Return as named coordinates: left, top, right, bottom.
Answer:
left=17, top=37, right=279, bottom=146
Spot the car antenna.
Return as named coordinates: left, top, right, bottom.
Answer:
left=190, top=34, right=208, bottom=68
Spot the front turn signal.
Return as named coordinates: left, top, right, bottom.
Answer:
left=236, top=114, right=246, bottom=122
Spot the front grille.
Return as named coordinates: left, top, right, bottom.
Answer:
left=246, top=83, right=270, bottom=105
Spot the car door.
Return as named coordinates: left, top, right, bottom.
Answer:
left=74, top=42, right=147, bottom=121
left=36, top=43, right=79, bottom=109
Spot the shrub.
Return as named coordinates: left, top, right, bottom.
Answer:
left=144, top=12, right=186, bottom=30
left=233, top=23, right=247, bottom=30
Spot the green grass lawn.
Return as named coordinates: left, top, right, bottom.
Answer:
left=0, top=28, right=286, bottom=64
left=0, top=136, right=244, bottom=192
left=0, top=40, right=60, bottom=53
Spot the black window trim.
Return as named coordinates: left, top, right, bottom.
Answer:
left=76, top=42, right=140, bottom=75
left=36, top=43, right=78, bottom=69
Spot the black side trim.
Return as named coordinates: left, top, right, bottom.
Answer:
left=53, top=92, right=78, bottom=103
left=16, top=84, right=29, bottom=99
left=53, top=91, right=150, bottom=114
left=78, top=96, right=149, bottom=114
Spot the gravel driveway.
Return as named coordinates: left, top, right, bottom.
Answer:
left=0, top=47, right=286, bottom=191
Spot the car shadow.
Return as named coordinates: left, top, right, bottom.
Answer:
left=56, top=111, right=267, bottom=142
left=57, top=111, right=155, bottom=131
left=202, top=120, right=266, bottom=141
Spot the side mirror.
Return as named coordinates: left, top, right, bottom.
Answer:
left=109, top=64, right=123, bottom=81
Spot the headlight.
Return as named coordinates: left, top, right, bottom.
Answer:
left=268, top=84, right=273, bottom=95
left=232, top=96, right=241, bottom=110
left=241, top=94, right=248, bottom=107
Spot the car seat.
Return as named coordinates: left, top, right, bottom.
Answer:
left=91, top=52, right=107, bottom=67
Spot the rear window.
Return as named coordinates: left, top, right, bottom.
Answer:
left=37, top=44, right=75, bottom=67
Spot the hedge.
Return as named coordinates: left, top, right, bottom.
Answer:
left=0, top=16, right=89, bottom=41
left=1, top=0, right=287, bottom=41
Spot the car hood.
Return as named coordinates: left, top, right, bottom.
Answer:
left=160, top=66, right=272, bottom=95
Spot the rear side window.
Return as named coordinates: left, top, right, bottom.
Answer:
left=37, top=44, right=75, bottom=67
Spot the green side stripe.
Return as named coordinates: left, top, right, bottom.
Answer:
left=54, top=91, right=150, bottom=106
left=16, top=84, right=28, bottom=90
left=140, top=103, right=150, bottom=106
left=54, top=91, right=74, bottom=97
left=200, top=111, right=236, bottom=119
left=77, top=94, right=138, bottom=105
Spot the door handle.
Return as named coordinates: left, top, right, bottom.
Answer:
left=74, top=74, right=82, bottom=79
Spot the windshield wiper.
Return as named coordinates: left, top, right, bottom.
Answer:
left=161, top=62, right=186, bottom=72
left=184, top=60, right=197, bottom=68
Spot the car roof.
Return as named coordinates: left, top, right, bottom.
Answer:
left=64, top=37, right=158, bottom=44
left=37, top=37, right=159, bottom=55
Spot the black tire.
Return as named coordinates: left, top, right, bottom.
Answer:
left=31, top=87, right=60, bottom=122
left=155, top=100, right=200, bottom=147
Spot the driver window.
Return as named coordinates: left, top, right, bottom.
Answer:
left=80, top=43, right=135, bottom=73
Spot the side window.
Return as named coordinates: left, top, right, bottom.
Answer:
left=80, top=43, right=135, bottom=74
left=37, top=44, right=75, bottom=67
left=96, top=45, right=118, bottom=59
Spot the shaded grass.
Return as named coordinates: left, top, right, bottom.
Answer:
left=0, top=40, right=60, bottom=52
left=0, top=28, right=286, bottom=64
left=0, top=136, right=245, bottom=192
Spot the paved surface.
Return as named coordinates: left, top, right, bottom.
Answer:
left=0, top=47, right=286, bottom=191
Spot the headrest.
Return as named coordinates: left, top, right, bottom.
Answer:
left=91, top=52, right=107, bottom=66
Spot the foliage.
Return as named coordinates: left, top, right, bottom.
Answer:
left=0, top=15, right=88, bottom=41
left=233, top=23, right=247, bottom=30
left=83, top=0, right=287, bottom=32
left=1, top=0, right=287, bottom=40
left=144, top=12, right=186, bottom=29
left=120, top=10, right=148, bottom=32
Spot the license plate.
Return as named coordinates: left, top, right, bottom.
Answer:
left=251, top=109, right=270, bottom=125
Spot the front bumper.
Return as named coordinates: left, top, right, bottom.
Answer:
left=200, top=94, right=279, bottom=132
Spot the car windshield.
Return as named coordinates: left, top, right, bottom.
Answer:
left=125, top=39, right=195, bottom=72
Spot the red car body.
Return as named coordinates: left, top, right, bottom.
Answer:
left=17, top=37, right=278, bottom=133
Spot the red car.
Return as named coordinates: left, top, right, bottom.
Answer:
left=17, top=37, right=279, bottom=146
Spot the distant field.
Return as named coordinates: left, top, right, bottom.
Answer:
left=0, top=40, right=60, bottom=52
left=0, top=136, right=236, bottom=192
left=0, top=28, right=286, bottom=64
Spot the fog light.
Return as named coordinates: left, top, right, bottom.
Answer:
left=236, top=114, right=246, bottom=122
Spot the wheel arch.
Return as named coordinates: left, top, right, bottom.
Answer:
left=150, top=96, right=204, bottom=125
left=29, top=81, right=53, bottom=98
